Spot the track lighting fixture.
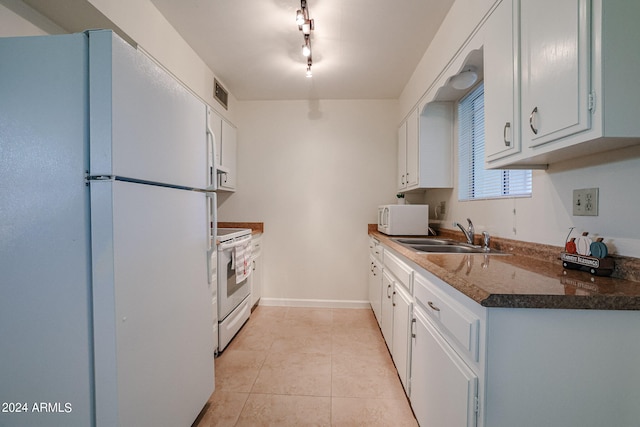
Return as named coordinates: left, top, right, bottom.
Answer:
left=306, top=59, right=312, bottom=78
left=302, top=36, right=311, bottom=58
left=296, top=0, right=315, bottom=76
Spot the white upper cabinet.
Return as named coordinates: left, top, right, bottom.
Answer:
left=397, top=103, right=453, bottom=192
left=406, top=108, right=419, bottom=188
left=219, top=120, right=237, bottom=191
left=520, top=0, right=590, bottom=147
left=208, top=108, right=237, bottom=192
left=483, top=0, right=520, bottom=162
left=487, top=0, right=640, bottom=168
left=397, top=120, right=408, bottom=190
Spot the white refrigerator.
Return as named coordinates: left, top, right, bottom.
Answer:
left=0, top=30, right=216, bottom=426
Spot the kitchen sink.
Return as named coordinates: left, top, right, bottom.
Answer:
left=394, top=238, right=464, bottom=246
left=391, top=237, right=509, bottom=255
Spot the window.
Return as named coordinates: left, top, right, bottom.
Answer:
left=458, top=82, right=531, bottom=201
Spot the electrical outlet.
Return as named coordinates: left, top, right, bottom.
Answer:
left=573, top=188, right=599, bottom=216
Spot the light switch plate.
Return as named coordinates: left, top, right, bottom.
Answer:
left=573, top=188, right=599, bottom=216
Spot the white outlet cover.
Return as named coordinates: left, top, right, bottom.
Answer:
left=573, top=188, right=599, bottom=216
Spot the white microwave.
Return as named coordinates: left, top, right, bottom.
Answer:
left=377, top=204, right=429, bottom=236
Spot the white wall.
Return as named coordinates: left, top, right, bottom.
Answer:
left=0, top=0, right=64, bottom=36
left=86, top=0, right=237, bottom=123
left=422, top=145, right=640, bottom=257
left=400, top=0, right=640, bottom=258
left=217, top=100, right=398, bottom=304
left=1, top=0, right=236, bottom=123
left=399, top=0, right=496, bottom=121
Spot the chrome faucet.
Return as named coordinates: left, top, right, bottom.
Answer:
left=482, top=231, right=491, bottom=251
left=453, top=218, right=474, bottom=245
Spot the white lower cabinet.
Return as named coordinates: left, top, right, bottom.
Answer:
left=376, top=240, right=640, bottom=427
left=249, top=234, right=263, bottom=308
left=368, top=254, right=383, bottom=325
left=380, top=270, right=395, bottom=346
left=411, top=305, right=478, bottom=427
left=392, top=283, right=412, bottom=393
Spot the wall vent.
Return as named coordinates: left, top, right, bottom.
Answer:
left=214, top=78, right=228, bottom=110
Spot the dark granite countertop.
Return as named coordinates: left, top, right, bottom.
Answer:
left=370, top=230, right=640, bottom=310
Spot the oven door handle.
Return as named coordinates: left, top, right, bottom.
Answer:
left=218, top=241, right=240, bottom=250
left=218, top=236, right=252, bottom=250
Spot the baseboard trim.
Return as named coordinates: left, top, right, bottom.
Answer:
left=258, top=298, right=371, bottom=309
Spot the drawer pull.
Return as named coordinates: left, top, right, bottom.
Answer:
left=427, top=301, right=441, bottom=312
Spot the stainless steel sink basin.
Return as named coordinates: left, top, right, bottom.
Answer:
left=391, top=237, right=509, bottom=255
left=408, top=244, right=485, bottom=253
left=393, top=238, right=462, bottom=246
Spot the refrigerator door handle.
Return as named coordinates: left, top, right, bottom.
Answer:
left=207, top=192, right=217, bottom=248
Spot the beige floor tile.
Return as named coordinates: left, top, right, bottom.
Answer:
left=331, top=328, right=388, bottom=356
left=331, top=396, right=418, bottom=427
left=332, top=308, right=378, bottom=328
left=215, top=350, right=266, bottom=392
left=270, top=331, right=332, bottom=354
left=250, top=305, right=289, bottom=321
left=331, top=351, right=407, bottom=399
left=284, top=307, right=334, bottom=326
left=208, top=307, right=418, bottom=426
left=236, top=393, right=331, bottom=427
left=225, top=323, right=276, bottom=352
left=252, top=351, right=332, bottom=396
left=191, top=390, right=249, bottom=427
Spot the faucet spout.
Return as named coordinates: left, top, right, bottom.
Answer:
left=453, top=218, right=475, bottom=244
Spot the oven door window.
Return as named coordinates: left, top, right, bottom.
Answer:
left=226, top=256, right=246, bottom=298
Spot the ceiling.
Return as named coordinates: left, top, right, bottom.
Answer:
left=148, top=0, right=455, bottom=101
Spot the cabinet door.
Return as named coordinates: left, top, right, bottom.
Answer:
left=219, top=120, right=237, bottom=191
left=392, top=284, right=412, bottom=393
left=380, top=270, right=394, bottom=347
left=250, top=253, right=262, bottom=307
left=418, top=102, right=453, bottom=188
left=368, top=255, right=383, bottom=325
left=397, top=121, right=407, bottom=190
left=406, top=108, right=419, bottom=188
left=411, top=307, right=478, bottom=427
left=520, top=0, right=591, bottom=147
left=484, top=0, right=519, bottom=161
left=207, top=108, right=223, bottom=167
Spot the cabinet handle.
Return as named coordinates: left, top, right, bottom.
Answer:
left=392, top=290, right=396, bottom=307
left=411, top=318, right=416, bottom=338
left=427, top=301, right=441, bottom=312
left=503, top=122, right=511, bottom=147
left=529, top=106, right=538, bottom=135
left=401, top=174, right=405, bottom=185
left=387, top=284, right=391, bottom=298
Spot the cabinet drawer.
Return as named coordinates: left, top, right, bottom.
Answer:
left=414, top=273, right=479, bottom=362
left=384, top=250, right=412, bottom=292
left=368, top=236, right=383, bottom=262
left=252, top=235, right=263, bottom=256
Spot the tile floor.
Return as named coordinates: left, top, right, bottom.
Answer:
left=192, top=306, right=418, bottom=427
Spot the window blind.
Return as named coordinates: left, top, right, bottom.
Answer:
left=458, top=82, right=532, bottom=201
